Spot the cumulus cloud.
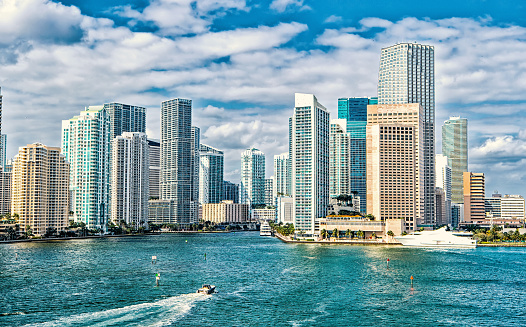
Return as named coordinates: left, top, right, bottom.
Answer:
left=3, top=4, right=526, bottom=190
left=324, top=15, right=342, bottom=24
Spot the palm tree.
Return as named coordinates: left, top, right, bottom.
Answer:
left=357, top=230, right=364, bottom=239
left=25, top=225, right=33, bottom=238
left=371, top=232, right=377, bottom=240
left=387, top=230, right=395, bottom=237
left=332, top=228, right=339, bottom=239
left=320, top=229, right=327, bottom=239
left=345, top=229, right=351, bottom=239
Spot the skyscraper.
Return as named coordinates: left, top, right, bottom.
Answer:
left=442, top=117, right=468, bottom=204
left=366, top=103, right=424, bottom=231
left=435, top=154, right=452, bottom=225
left=199, top=144, right=224, bottom=204
left=103, top=103, right=146, bottom=139
left=0, top=87, right=3, bottom=141
left=160, top=98, right=192, bottom=225
left=329, top=119, right=350, bottom=198
left=222, top=181, right=239, bottom=203
left=337, top=97, right=377, bottom=213
left=147, top=139, right=160, bottom=199
left=12, top=143, right=69, bottom=236
left=111, top=132, right=149, bottom=229
left=0, top=134, right=6, bottom=170
left=378, top=43, right=435, bottom=225
left=191, top=126, right=200, bottom=203
left=463, top=172, right=485, bottom=223
left=62, top=106, right=111, bottom=230
left=240, top=148, right=265, bottom=207
left=264, top=178, right=274, bottom=206
left=291, top=93, right=330, bottom=236
left=273, top=153, right=291, bottom=197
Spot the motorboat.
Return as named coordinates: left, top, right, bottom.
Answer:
left=260, top=221, right=272, bottom=237
left=197, top=284, right=216, bottom=294
left=394, top=227, right=477, bottom=248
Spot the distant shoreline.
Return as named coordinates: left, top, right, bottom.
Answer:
left=0, top=233, right=159, bottom=244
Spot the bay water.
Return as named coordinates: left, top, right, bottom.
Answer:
left=1, top=232, right=525, bottom=326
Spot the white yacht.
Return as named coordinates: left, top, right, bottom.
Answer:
left=394, top=227, right=477, bottom=248
left=260, top=221, right=272, bottom=237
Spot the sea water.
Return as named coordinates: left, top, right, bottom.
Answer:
left=1, top=232, right=526, bottom=326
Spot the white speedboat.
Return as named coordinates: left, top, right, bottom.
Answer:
left=394, top=227, right=477, bottom=248
left=260, top=221, right=272, bottom=237
left=197, top=284, right=216, bottom=294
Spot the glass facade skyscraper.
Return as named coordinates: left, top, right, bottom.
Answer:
left=378, top=43, right=435, bottom=225
left=442, top=117, right=468, bottom=204
left=337, top=97, right=377, bottom=213
left=240, top=148, right=265, bottom=207
left=103, top=103, right=146, bottom=140
left=62, top=106, right=111, bottom=231
left=199, top=144, right=224, bottom=204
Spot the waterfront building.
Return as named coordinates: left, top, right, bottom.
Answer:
left=500, top=195, right=525, bottom=220
left=485, top=193, right=502, bottom=218
left=111, top=132, right=149, bottom=229
left=62, top=106, right=111, bottom=230
left=435, top=187, right=446, bottom=226
left=222, top=181, right=239, bottom=203
left=199, top=144, right=224, bottom=204
left=0, top=87, right=2, bottom=140
left=201, top=200, right=250, bottom=224
left=252, top=208, right=275, bottom=222
left=378, top=43, right=435, bottom=225
left=147, top=139, right=160, bottom=199
left=160, top=98, right=192, bottom=225
left=366, top=103, right=424, bottom=231
left=451, top=203, right=463, bottom=228
left=442, top=117, right=468, bottom=204
left=0, top=168, right=11, bottom=216
left=273, top=153, right=291, bottom=197
left=436, top=154, right=452, bottom=225
left=264, top=178, right=274, bottom=206
left=103, top=103, right=146, bottom=140
left=276, top=196, right=293, bottom=224
left=148, top=199, right=175, bottom=225
left=240, top=148, right=265, bottom=207
left=329, top=119, right=350, bottom=199
left=290, top=93, right=330, bottom=236
left=337, top=97, right=377, bottom=213
left=191, top=127, right=200, bottom=223
left=463, top=172, right=485, bottom=223
left=0, top=134, right=6, bottom=169
left=11, top=143, right=69, bottom=236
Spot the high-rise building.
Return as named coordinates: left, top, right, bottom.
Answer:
left=291, top=93, right=330, bottom=236
left=337, top=97, right=377, bottom=213
left=199, top=144, right=224, bottom=204
left=240, top=148, right=265, bottom=207
left=103, top=103, right=146, bottom=140
left=442, top=117, right=468, bottom=204
left=0, top=87, right=3, bottom=141
left=273, top=153, right=291, bottom=197
left=264, top=178, right=274, bottom=206
left=329, top=119, right=350, bottom=199
left=436, top=154, right=452, bottom=225
left=366, top=103, right=424, bottom=231
left=161, top=98, right=192, bottom=225
left=451, top=203, right=462, bottom=228
left=0, top=134, right=6, bottom=170
left=0, top=168, right=11, bottom=216
left=62, top=106, right=111, bottom=230
left=12, top=143, right=69, bottom=236
left=223, top=181, right=239, bottom=203
left=191, top=126, right=200, bottom=202
left=147, top=139, right=160, bottom=199
left=111, top=132, right=149, bottom=229
left=378, top=43, right=435, bottom=225
left=463, top=172, right=485, bottom=222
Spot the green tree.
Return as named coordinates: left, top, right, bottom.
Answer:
left=345, top=229, right=351, bottom=239
left=320, top=229, right=327, bottom=239
left=357, top=230, right=364, bottom=239
left=332, top=228, right=339, bottom=239
left=25, top=225, right=33, bottom=238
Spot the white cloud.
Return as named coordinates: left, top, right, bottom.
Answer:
left=324, top=15, right=342, bottom=24
left=269, top=0, right=309, bottom=13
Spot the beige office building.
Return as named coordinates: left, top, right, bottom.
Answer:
left=463, top=172, right=485, bottom=222
left=0, top=169, right=11, bottom=216
left=366, top=103, right=424, bottom=231
left=11, top=143, right=69, bottom=236
left=202, top=200, right=250, bottom=224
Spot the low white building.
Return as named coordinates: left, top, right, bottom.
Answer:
left=276, top=196, right=293, bottom=224
left=252, top=208, right=275, bottom=222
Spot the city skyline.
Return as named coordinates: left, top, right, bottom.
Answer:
left=1, top=0, right=526, bottom=195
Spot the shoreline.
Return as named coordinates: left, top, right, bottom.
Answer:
left=0, top=233, right=160, bottom=244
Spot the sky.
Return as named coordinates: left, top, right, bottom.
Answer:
left=1, top=0, right=526, bottom=196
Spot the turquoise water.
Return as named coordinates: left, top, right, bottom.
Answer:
left=1, top=232, right=526, bottom=326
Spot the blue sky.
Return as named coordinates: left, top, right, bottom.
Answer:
left=1, top=0, right=526, bottom=196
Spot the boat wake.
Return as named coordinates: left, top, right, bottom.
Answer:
left=25, top=293, right=208, bottom=327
